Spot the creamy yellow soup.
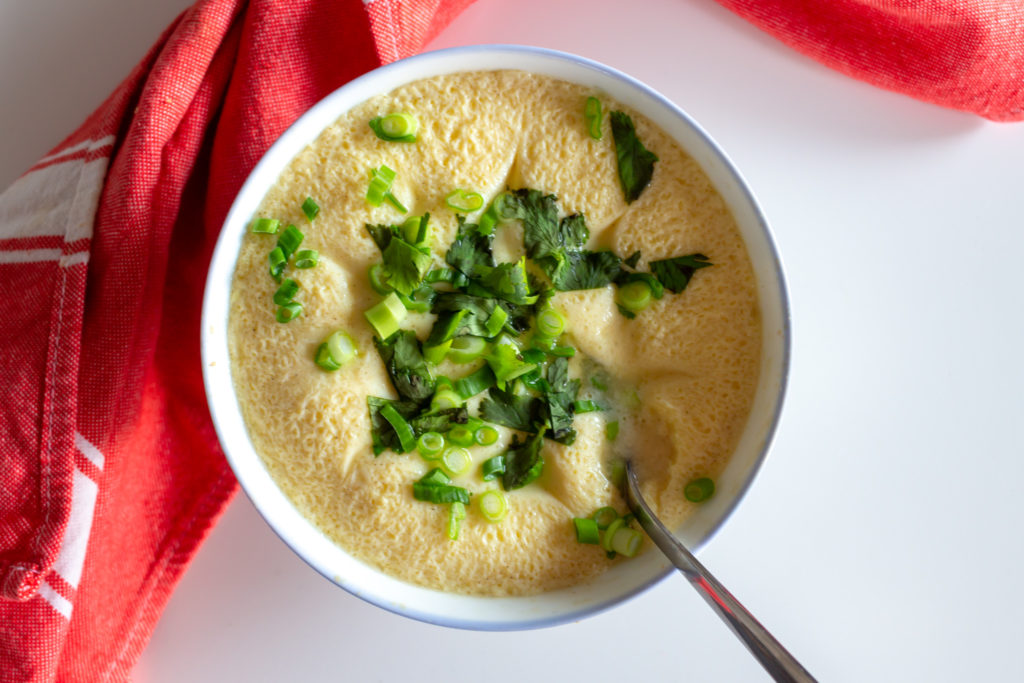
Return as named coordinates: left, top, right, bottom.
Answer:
left=228, top=71, right=761, bottom=596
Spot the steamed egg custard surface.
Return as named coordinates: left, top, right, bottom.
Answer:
left=228, top=71, right=761, bottom=596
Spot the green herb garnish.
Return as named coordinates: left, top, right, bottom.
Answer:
left=649, top=254, right=713, bottom=293
left=502, top=427, right=547, bottom=491
left=610, top=111, right=658, bottom=203
left=373, top=330, right=435, bottom=405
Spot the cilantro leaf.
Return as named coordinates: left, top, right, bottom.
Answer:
left=431, top=292, right=500, bottom=337
left=500, top=189, right=561, bottom=259
left=383, top=237, right=431, bottom=296
left=409, top=406, right=469, bottom=435
left=543, top=357, right=580, bottom=444
left=367, top=397, right=419, bottom=455
left=543, top=249, right=622, bottom=291
left=373, top=330, right=435, bottom=404
left=649, top=253, right=713, bottom=293
left=366, top=223, right=399, bottom=251
left=558, top=214, right=589, bottom=250
left=446, top=216, right=494, bottom=277
left=479, top=387, right=541, bottom=432
left=624, top=250, right=642, bottom=269
left=502, top=427, right=547, bottom=491
left=474, top=258, right=539, bottom=306
left=610, top=111, right=658, bottom=203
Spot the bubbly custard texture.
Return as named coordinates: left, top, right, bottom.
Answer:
left=228, top=71, right=761, bottom=596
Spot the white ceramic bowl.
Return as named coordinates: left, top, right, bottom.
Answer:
left=201, top=45, right=790, bottom=630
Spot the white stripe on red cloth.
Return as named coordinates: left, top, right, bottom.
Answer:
left=38, top=580, right=72, bottom=620
left=35, top=135, right=116, bottom=167
left=35, top=434, right=105, bottom=619
left=0, top=138, right=109, bottom=242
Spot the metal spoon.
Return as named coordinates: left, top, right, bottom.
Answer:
left=624, top=461, right=816, bottom=682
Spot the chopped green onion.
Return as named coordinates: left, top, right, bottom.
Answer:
left=384, top=192, right=408, bottom=214
left=477, top=192, right=510, bottom=236
left=455, top=365, right=496, bottom=399
left=592, top=506, right=618, bottom=530
left=419, top=468, right=451, bottom=487
left=447, top=336, right=488, bottom=363
left=474, top=426, right=499, bottom=446
left=366, top=177, right=389, bottom=205
left=618, top=280, right=653, bottom=313
left=273, top=278, right=299, bottom=305
left=294, top=249, right=319, bottom=269
left=610, top=526, right=643, bottom=557
left=325, top=330, right=357, bottom=366
left=402, top=214, right=430, bottom=246
left=277, top=224, right=304, bottom=260
left=396, top=290, right=431, bottom=313
left=445, top=189, right=485, bottom=213
left=684, top=477, right=715, bottom=503
left=301, top=196, right=320, bottom=221
left=584, top=96, right=603, bottom=140
left=276, top=302, right=302, bottom=323
left=251, top=217, right=279, bottom=234
left=484, top=306, right=509, bottom=338
left=521, top=349, right=546, bottom=365
left=574, top=517, right=601, bottom=544
left=363, top=292, right=407, bottom=339
left=447, top=425, right=475, bottom=448
left=481, top=454, right=505, bottom=481
left=368, top=263, right=393, bottom=295
left=380, top=403, right=415, bottom=453
left=591, top=372, right=609, bottom=391
left=314, top=343, right=340, bottom=371
left=531, top=335, right=556, bottom=352
left=573, top=399, right=603, bottom=414
left=441, top=446, right=472, bottom=477
left=477, top=490, right=507, bottom=523
left=550, top=346, right=576, bottom=358
left=447, top=501, right=466, bottom=540
left=535, top=308, right=566, bottom=338
left=413, top=468, right=470, bottom=504
left=369, top=112, right=419, bottom=142
left=366, top=165, right=400, bottom=208
left=268, top=247, right=287, bottom=281
left=423, top=340, right=453, bottom=365
left=605, top=420, right=620, bottom=441
left=602, top=518, right=625, bottom=552
left=417, top=432, right=445, bottom=459
left=430, top=388, right=463, bottom=411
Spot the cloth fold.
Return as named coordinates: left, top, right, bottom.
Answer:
left=0, top=0, right=1020, bottom=680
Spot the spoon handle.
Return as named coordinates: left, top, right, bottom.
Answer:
left=625, top=465, right=816, bottom=683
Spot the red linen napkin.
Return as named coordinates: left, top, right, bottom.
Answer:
left=719, top=0, right=1024, bottom=122
left=0, top=0, right=1020, bottom=680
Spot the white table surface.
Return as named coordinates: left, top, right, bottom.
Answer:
left=4, top=0, right=1023, bottom=681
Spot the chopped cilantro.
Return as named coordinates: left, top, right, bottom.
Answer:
left=543, top=357, right=581, bottom=444
left=474, top=258, right=539, bottom=306
left=543, top=249, right=622, bottom=291
left=382, top=237, right=431, bottom=296
left=610, top=111, right=658, bottom=203
left=479, top=387, right=541, bottom=432
left=624, top=250, right=642, bottom=269
left=373, top=330, right=435, bottom=405
left=409, top=406, right=469, bottom=435
left=502, top=427, right=547, bottom=490
left=649, top=254, right=713, bottom=293
left=446, top=216, right=494, bottom=277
